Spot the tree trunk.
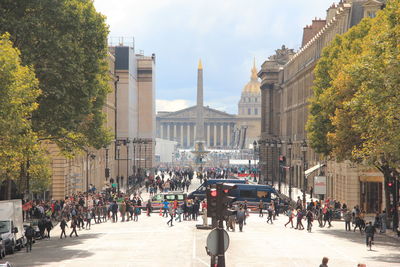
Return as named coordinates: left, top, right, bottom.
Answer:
left=6, top=176, right=11, bottom=200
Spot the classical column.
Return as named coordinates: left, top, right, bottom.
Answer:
left=220, top=124, right=224, bottom=147
left=180, top=123, right=184, bottom=146
left=167, top=124, right=170, bottom=140
left=207, top=124, right=210, bottom=147
left=227, top=124, right=231, bottom=147
left=160, top=124, right=164, bottom=139
left=193, top=124, right=197, bottom=144
left=214, top=124, right=217, bottom=147
left=186, top=124, right=190, bottom=147
left=173, top=123, right=177, bottom=142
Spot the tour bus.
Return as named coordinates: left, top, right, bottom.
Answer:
left=187, top=179, right=247, bottom=200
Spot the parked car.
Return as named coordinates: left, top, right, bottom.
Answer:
left=0, top=262, right=14, bottom=267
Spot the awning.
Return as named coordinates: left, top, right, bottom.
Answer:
left=305, top=163, right=325, bottom=177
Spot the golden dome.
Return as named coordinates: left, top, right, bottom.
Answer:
left=242, top=59, right=260, bottom=94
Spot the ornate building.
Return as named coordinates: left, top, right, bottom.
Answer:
left=156, top=62, right=261, bottom=150
left=235, top=61, right=262, bottom=149
left=258, top=0, right=386, bottom=211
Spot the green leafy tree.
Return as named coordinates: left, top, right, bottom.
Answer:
left=307, top=0, right=400, bottom=211
left=0, top=0, right=112, bottom=152
left=0, top=33, right=50, bottom=199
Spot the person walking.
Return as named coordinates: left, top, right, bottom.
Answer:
left=85, top=209, right=92, bottom=229
left=146, top=200, right=152, bottom=216
left=60, top=217, right=68, bottom=239
left=134, top=204, right=140, bottom=222
left=284, top=208, right=294, bottom=228
left=25, top=224, right=35, bottom=252
left=70, top=216, right=79, bottom=237
left=163, top=200, right=169, bottom=218
left=167, top=203, right=174, bottom=227
left=266, top=206, right=273, bottom=224
left=364, top=221, right=376, bottom=248
left=45, top=217, right=53, bottom=239
left=111, top=201, right=118, bottom=222
left=258, top=200, right=264, bottom=217
left=295, top=209, right=304, bottom=230
left=306, top=209, right=313, bottom=232
left=344, top=209, right=352, bottom=231
left=236, top=205, right=246, bottom=232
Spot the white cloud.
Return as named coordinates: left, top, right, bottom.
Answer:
left=156, top=99, right=193, bottom=113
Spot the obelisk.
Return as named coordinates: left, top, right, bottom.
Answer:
left=196, top=59, right=205, bottom=142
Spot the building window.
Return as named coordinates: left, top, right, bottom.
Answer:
left=255, top=108, right=258, bottom=115
left=367, top=11, right=376, bottom=18
left=248, top=108, right=251, bottom=115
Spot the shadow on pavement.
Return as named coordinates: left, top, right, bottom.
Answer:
left=318, top=228, right=400, bottom=264
left=7, top=233, right=102, bottom=267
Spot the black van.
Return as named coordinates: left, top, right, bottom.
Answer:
left=188, top=179, right=247, bottom=200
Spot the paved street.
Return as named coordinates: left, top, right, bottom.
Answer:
left=6, top=208, right=400, bottom=267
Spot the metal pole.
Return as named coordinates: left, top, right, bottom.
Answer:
left=289, top=147, right=292, bottom=200
left=127, top=144, right=129, bottom=190
left=117, top=147, right=120, bottom=194
left=278, top=145, right=281, bottom=193
left=86, top=152, right=89, bottom=193
left=216, top=183, right=225, bottom=267
left=303, top=150, right=306, bottom=208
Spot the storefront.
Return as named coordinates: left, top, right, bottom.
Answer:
left=359, top=175, right=383, bottom=213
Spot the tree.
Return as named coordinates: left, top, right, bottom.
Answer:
left=307, top=0, right=400, bottom=212
left=0, top=0, right=112, bottom=152
left=0, top=33, right=50, bottom=199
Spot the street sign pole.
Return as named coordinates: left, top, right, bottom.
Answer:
left=216, top=183, right=225, bottom=267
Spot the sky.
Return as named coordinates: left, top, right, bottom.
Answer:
left=94, top=0, right=335, bottom=114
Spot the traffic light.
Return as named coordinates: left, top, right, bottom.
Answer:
left=217, top=183, right=237, bottom=220
left=207, top=185, right=218, bottom=218
left=388, top=181, right=393, bottom=187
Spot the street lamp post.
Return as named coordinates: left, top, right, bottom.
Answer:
left=277, top=139, right=282, bottom=193
left=287, top=139, right=293, bottom=200
left=301, top=139, right=308, bottom=208
left=253, top=140, right=257, bottom=183
left=126, top=138, right=131, bottom=190
left=266, top=139, right=271, bottom=185
left=116, top=141, right=121, bottom=194
left=270, top=140, right=276, bottom=188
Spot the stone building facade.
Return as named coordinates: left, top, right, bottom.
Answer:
left=49, top=45, right=156, bottom=200
left=156, top=63, right=261, bottom=150
left=259, top=0, right=385, bottom=211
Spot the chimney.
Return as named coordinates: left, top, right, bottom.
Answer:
left=301, top=18, right=326, bottom=47
left=326, top=3, right=337, bottom=22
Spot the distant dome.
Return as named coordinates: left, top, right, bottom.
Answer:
left=242, top=61, right=261, bottom=94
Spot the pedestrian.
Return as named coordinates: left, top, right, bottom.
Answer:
left=284, top=208, right=294, bottom=228
left=70, top=216, right=79, bottom=237
left=167, top=203, right=174, bottom=227
left=175, top=204, right=183, bottom=222
left=163, top=199, right=169, bottom=218
left=60, top=217, right=68, bottom=239
left=344, top=209, right=352, bottom=231
left=266, top=206, right=273, bottom=224
left=306, top=209, right=313, bottom=232
left=85, top=209, right=92, bottom=229
left=25, top=224, right=35, bottom=252
left=146, top=200, right=152, bottom=216
left=243, top=200, right=248, bottom=225
left=319, top=257, right=329, bottom=267
left=295, top=209, right=304, bottom=230
left=258, top=200, right=264, bottom=217
left=236, top=205, right=246, bottom=232
left=45, top=217, right=53, bottom=238
left=364, top=221, right=376, bottom=247
left=111, top=201, right=118, bottom=222
left=134, top=204, right=140, bottom=222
